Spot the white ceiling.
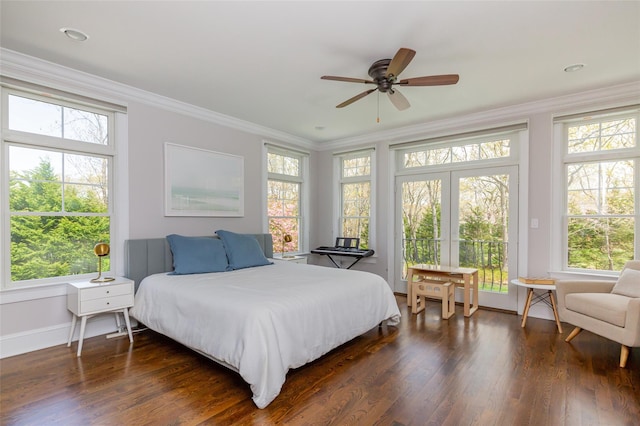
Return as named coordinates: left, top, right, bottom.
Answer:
left=1, top=1, right=639, bottom=145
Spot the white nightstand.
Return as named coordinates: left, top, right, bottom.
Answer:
left=279, top=256, right=307, bottom=264
left=67, top=276, right=134, bottom=356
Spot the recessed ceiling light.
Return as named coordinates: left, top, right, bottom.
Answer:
left=60, top=27, right=89, bottom=42
left=564, top=63, right=585, bottom=73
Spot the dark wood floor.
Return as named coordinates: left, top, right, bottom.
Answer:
left=2, top=296, right=639, bottom=425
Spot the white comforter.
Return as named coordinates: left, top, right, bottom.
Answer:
left=130, top=261, right=401, bottom=408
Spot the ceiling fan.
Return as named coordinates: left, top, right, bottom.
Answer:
left=321, top=48, right=459, bottom=111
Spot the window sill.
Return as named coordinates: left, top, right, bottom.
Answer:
left=549, top=269, right=618, bottom=282
left=0, top=274, right=98, bottom=304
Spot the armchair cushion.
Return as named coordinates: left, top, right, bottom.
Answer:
left=565, top=293, right=629, bottom=327
left=556, top=280, right=615, bottom=297
left=611, top=267, right=640, bottom=298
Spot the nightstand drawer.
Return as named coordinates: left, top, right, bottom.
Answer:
left=81, top=283, right=132, bottom=301
left=81, top=293, right=134, bottom=314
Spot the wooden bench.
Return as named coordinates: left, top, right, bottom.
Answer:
left=411, top=279, right=455, bottom=319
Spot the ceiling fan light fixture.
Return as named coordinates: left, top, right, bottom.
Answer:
left=60, top=27, right=89, bottom=42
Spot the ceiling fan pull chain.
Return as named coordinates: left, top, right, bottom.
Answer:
left=377, top=91, right=380, bottom=123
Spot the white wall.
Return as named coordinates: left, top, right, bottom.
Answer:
left=127, top=101, right=268, bottom=238
left=527, top=111, right=556, bottom=278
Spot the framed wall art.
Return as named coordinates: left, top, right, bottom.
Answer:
left=164, top=142, right=244, bottom=217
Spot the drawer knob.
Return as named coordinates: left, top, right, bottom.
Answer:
left=106, top=290, right=110, bottom=294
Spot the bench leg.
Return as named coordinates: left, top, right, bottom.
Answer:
left=412, top=295, right=425, bottom=314
left=441, top=285, right=448, bottom=319
left=442, top=282, right=455, bottom=319
left=407, top=269, right=415, bottom=307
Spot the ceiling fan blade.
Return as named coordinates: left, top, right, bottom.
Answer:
left=336, top=88, right=377, bottom=108
left=385, top=48, right=416, bottom=79
left=397, top=74, right=460, bottom=86
left=388, top=89, right=410, bottom=111
left=321, top=76, right=376, bottom=84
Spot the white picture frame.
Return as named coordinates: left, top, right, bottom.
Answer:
left=164, top=142, right=244, bottom=217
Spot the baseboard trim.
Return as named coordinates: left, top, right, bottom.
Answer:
left=1, top=314, right=128, bottom=359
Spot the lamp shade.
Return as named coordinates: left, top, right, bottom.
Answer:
left=94, top=243, right=110, bottom=257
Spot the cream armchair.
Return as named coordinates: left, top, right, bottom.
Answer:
left=556, top=260, right=640, bottom=368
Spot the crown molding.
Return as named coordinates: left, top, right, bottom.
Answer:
left=0, top=48, right=314, bottom=149
left=317, top=80, right=640, bottom=151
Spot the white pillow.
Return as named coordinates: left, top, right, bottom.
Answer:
left=611, top=268, right=640, bottom=298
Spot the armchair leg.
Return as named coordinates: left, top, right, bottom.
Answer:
left=565, top=326, right=582, bottom=342
left=620, top=345, right=630, bottom=368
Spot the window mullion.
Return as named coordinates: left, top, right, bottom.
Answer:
left=5, top=133, right=114, bottom=156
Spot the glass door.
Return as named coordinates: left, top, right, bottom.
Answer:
left=451, top=166, right=518, bottom=310
left=396, top=166, right=518, bottom=311
left=396, top=172, right=450, bottom=294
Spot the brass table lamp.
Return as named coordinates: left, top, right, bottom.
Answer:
left=282, top=234, right=294, bottom=258
left=90, top=242, right=115, bottom=283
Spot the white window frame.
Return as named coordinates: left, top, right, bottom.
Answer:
left=1, top=87, right=120, bottom=290
left=551, top=108, right=640, bottom=276
left=264, top=144, right=309, bottom=256
left=333, top=148, right=376, bottom=252
left=395, top=129, right=520, bottom=175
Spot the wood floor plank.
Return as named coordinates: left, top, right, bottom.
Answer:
left=1, top=296, right=639, bottom=425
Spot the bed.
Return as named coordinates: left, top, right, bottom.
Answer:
left=126, top=232, right=401, bottom=408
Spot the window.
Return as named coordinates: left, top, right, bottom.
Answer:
left=399, top=135, right=513, bottom=171
left=2, top=89, right=116, bottom=287
left=336, top=149, right=374, bottom=249
left=266, top=146, right=308, bottom=256
left=557, top=109, right=639, bottom=272
left=403, top=139, right=511, bottom=168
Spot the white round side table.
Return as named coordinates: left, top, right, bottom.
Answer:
left=511, top=279, right=563, bottom=333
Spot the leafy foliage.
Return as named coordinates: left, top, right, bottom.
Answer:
left=341, top=181, right=370, bottom=249
left=9, top=158, right=110, bottom=282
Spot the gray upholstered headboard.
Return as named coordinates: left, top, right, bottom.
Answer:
left=124, top=234, right=273, bottom=292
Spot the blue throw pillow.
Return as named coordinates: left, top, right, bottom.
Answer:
left=166, top=234, right=230, bottom=275
left=215, top=230, right=272, bottom=270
